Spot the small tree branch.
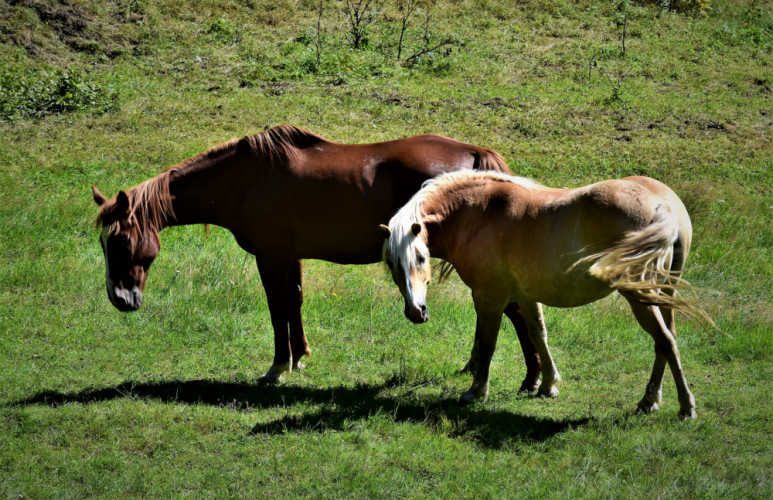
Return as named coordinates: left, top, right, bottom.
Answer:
left=405, top=38, right=458, bottom=63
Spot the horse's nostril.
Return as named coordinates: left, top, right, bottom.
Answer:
left=113, top=293, right=128, bottom=308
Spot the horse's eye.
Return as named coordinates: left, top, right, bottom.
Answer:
left=417, top=254, right=426, bottom=265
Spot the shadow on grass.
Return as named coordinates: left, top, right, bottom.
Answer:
left=6, top=377, right=589, bottom=449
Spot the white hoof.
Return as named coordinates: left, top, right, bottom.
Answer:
left=679, top=408, right=697, bottom=420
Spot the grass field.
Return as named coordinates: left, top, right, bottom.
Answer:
left=1, top=0, right=771, bottom=497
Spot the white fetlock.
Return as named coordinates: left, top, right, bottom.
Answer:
left=538, top=372, right=561, bottom=397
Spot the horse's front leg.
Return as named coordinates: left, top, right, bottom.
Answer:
left=459, top=296, right=505, bottom=405
left=461, top=303, right=540, bottom=393
left=288, top=259, right=311, bottom=371
left=519, top=301, right=561, bottom=397
left=256, top=256, right=293, bottom=383
left=459, top=319, right=480, bottom=375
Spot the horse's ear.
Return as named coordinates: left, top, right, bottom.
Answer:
left=92, top=186, right=107, bottom=206
left=116, top=190, right=130, bottom=214
left=379, top=224, right=391, bottom=239
left=411, top=223, right=422, bottom=236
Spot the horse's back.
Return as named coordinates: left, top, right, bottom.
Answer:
left=244, top=133, right=508, bottom=263
left=491, top=176, right=691, bottom=306
left=297, top=133, right=507, bottom=177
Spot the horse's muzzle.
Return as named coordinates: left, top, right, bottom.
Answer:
left=405, top=303, right=429, bottom=324
left=109, top=286, right=143, bottom=312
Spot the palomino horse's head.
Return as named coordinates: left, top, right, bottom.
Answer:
left=380, top=223, right=431, bottom=324
left=92, top=186, right=161, bottom=312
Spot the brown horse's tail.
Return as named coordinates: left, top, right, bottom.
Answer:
left=473, top=148, right=510, bottom=174
left=585, top=205, right=715, bottom=330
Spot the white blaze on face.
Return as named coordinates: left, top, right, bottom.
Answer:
left=398, top=237, right=431, bottom=324
left=405, top=240, right=429, bottom=307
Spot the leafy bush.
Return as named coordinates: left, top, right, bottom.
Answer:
left=207, top=16, right=241, bottom=44
left=0, top=67, right=119, bottom=121
left=239, top=31, right=402, bottom=86
left=640, top=0, right=711, bottom=15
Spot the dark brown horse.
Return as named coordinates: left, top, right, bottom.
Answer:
left=92, top=125, right=539, bottom=386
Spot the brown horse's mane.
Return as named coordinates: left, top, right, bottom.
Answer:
left=96, top=125, right=325, bottom=239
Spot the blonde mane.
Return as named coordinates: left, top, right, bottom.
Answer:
left=386, top=170, right=538, bottom=270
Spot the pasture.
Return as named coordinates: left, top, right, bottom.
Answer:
left=1, top=0, right=771, bottom=497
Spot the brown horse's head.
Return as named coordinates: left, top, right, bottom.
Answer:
left=381, top=223, right=431, bottom=324
left=92, top=186, right=161, bottom=312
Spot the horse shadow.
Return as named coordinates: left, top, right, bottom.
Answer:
left=6, top=377, right=589, bottom=449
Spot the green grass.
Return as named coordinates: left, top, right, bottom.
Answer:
left=1, top=0, right=771, bottom=497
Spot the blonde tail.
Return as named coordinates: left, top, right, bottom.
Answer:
left=586, top=205, right=715, bottom=330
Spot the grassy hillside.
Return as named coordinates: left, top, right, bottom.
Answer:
left=1, top=0, right=771, bottom=497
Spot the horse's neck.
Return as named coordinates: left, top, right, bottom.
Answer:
left=422, top=192, right=458, bottom=260
left=164, top=145, right=255, bottom=229
left=423, top=183, right=490, bottom=260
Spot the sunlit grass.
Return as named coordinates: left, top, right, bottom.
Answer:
left=1, top=0, right=771, bottom=497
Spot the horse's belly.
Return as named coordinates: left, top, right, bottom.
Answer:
left=520, top=273, right=613, bottom=308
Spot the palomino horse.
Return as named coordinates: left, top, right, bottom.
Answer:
left=92, top=125, right=540, bottom=385
left=382, top=170, right=712, bottom=419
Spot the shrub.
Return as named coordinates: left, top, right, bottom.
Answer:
left=207, top=16, right=241, bottom=44
left=640, top=0, right=711, bottom=15
left=0, top=67, right=119, bottom=121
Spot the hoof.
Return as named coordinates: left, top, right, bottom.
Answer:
left=636, top=400, right=660, bottom=414
left=292, top=361, right=305, bottom=373
left=260, top=362, right=291, bottom=384
left=519, top=380, right=539, bottom=393
left=259, top=372, right=282, bottom=384
left=458, top=391, right=484, bottom=406
left=537, top=385, right=559, bottom=398
left=678, top=408, right=697, bottom=420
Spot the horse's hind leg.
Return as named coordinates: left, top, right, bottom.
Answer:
left=625, top=296, right=696, bottom=419
left=636, top=289, right=677, bottom=413
left=288, top=259, right=311, bottom=371
left=519, top=301, right=561, bottom=397
left=505, top=303, right=541, bottom=392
